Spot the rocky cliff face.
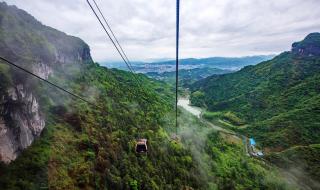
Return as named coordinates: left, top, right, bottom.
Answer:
left=0, top=2, right=93, bottom=163
left=292, top=32, right=320, bottom=57
left=0, top=85, right=45, bottom=163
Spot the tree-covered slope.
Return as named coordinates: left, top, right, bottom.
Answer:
left=266, top=144, right=320, bottom=188
left=0, top=63, right=293, bottom=190
left=190, top=33, right=320, bottom=150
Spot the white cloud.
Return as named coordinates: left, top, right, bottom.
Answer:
left=4, top=0, right=320, bottom=61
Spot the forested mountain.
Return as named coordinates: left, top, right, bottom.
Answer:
left=0, top=2, right=307, bottom=190
left=190, top=33, right=320, bottom=185
left=190, top=33, right=320, bottom=149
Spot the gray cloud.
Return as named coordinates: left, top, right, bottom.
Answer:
left=4, top=0, right=320, bottom=62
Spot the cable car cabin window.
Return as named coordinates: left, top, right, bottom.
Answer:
left=136, top=144, right=147, bottom=152
left=135, top=139, right=148, bottom=153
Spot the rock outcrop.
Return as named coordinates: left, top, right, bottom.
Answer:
left=0, top=85, right=45, bottom=163
left=292, top=32, right=320, bottom=57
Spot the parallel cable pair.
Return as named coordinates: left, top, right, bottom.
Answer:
left=88, top=0, right=181, bottom=134
left=86, top=0, right=142, bottom=86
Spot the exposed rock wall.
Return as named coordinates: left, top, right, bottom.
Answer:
left=292, top=32, right=320, bottom=57
left=0, top=85, right=45, bottom=163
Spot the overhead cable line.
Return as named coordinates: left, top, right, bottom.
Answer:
left=175, top=0, right=180, bottom=134
left=0, top=56, right=101, bottom=109
left=86, top=0, right=171, bottom=109
left=91, top=0, right=137, bottom=74
left=86, top=0, right=141, bottom=85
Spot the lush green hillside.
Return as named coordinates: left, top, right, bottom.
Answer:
left=0, top=62, right=180, bottom=189
left=0, top=63, right=294, bottom=190
left=266, top=144, right=320, bottom=188
left=191, top=33, right=320, bottom=151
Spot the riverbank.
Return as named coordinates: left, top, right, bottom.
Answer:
left=177, top=98, right=201, bottom=118
left=178, top=98, right=245, bottom=149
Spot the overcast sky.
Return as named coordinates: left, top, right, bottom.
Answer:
left=4, top=0, right=320, bottom=62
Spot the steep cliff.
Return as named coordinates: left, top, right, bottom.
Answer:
left=292, top=32, right=320, bottom=57
left=0, top=84, right=45, bottom=162
left=0, top=2, right=93, bottom=163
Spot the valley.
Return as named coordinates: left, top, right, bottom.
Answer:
left=178, top=93, right=317, bottom=190
left=189, top=33, right=320, bottom=189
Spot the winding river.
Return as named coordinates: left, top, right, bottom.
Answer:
left=178, top=97, right=240, bottom=139
left=177, top=98, right=202, bottom=118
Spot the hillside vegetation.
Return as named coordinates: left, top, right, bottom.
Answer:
left=0, top=63, right=293, bottom=190
left=191, top=33, right=320, bottom=150
left=266, top=144, right=320, bottom=189
left=190, top=33, right=320, bottom=186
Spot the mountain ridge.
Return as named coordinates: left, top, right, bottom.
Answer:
left=190, top=32, right=320, bottom=150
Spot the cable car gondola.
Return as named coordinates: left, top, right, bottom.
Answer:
left=135, top=139, right=148, bottom=153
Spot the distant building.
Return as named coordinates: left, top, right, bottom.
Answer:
left=249, top=138, right=263, bottom=157
left=249, top=138, right=256, bottom=146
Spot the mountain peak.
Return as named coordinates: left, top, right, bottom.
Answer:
left=292, top=32, right=320, bottom=57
